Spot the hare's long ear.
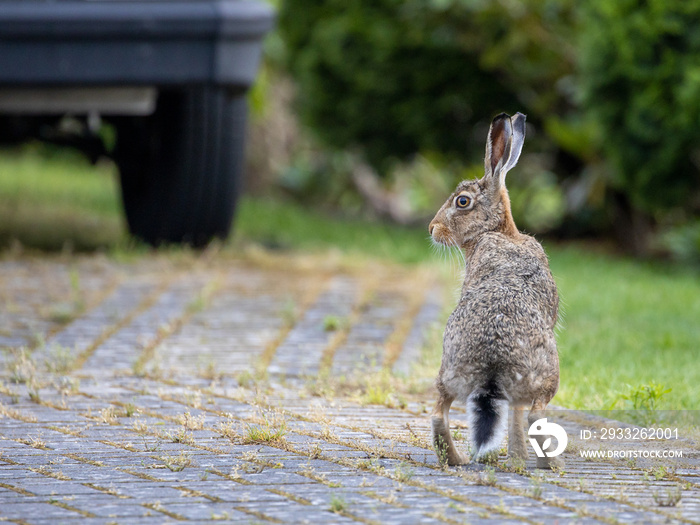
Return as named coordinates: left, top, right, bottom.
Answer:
left=501, top=112, right=526, bottom=185
left=484, top=112, right=526, bottom=189
left=484, top=113, right=512, bottom=182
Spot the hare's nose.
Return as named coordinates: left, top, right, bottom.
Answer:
left=429, top=220, right=437, bottom=236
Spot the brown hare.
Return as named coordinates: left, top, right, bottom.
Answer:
left=429, top=112, right=562, bottom=470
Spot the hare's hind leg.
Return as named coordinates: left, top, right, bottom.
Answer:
left=508, top=405, right=528, bottom=461
left=431, top=393, right=469, bottom=466
left=528, top=399, right=565, bottom=470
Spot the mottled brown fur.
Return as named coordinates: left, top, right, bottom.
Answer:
left=429, top=113, right=562, bottom=469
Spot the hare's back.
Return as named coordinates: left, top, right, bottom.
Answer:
left=446, top=233, right=558, bottom=359
left=468, top=233, right=557, bottom=315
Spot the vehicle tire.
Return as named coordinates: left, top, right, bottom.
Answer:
left=112, top=87, right=246, bottom=247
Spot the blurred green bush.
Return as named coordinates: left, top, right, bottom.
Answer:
left=273, top=0, right=577, bottom=234
left=579, top=0, right=700, bottom=213
left=273, top=0, right=700, bottom=257
left=663, top=219, right=700, bottom=267
left=278, top=0, right=574, bottom=174
left=578, top=0, right=700, bottom=254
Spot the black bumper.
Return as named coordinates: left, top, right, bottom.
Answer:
left=0, top=1, right=275, bottom=89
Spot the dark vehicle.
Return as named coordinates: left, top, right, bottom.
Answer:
left=0, top=1, right=274, bottom=246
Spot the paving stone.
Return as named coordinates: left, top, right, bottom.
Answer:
left=35, top=280, right=158, bottom=370
left=154, top=286, right=287, bottom=375
left=82, top=278, right=209, bottom=374
left=151, top=502, right=252, bottom=521
left=268, top=276, right=357, bottom=376
left=393, top=287, right=444, bottom=376
left=331, top=290, right=407, bottom=375
left=0, top=254, right=698, bottom=524
left=0, top=500, right=86, bottom=520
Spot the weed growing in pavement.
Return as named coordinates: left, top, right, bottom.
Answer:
left=238, top=461, right=264, bottom=474
left=28, top=384, right=41, bottom=403
left=308, top=443, right=323, bottom=459
left=28, top=436, right=47, bottom=448
left=653, top=484, right=682, bottom=507
left=197, top=358, right=222, bottom=382
left=359, top=370, right=407, bottom=409
left=434, top=435, right=449, bottom=467
left=45, top=269, right=85, bottom=325
left=243, top=410, right=287, bottom=444
left=168, top=428, right=195, bottom=446
left=178, top=411, right=205, bottom=430
left=281, top=298, right=298, bottom=328
left=355, top=458, right=377, bottom=471
left=323, top=315, right=347, bottom=332
left=651, top=465, right=677, bottom=481
left=69, top=268, right=85, bottom=313
left=362, top=384, right=393, bottom=405
left=298, top=464, right=340, bottom=487
left=0, top=403, right=37, bottom=422
left=183, top=390, right=204, bottom=409
left=55, top=377, right=80, bottom=397
left=608, top=381, right=673, bottom=425
left=142, top=436, right=162, bottom=453
left=475, top=466, right=497, bottom=487
left=0, top=382, right=20, bottom=404
left=329, top=494, right=347, bottom=513
left=529, top=473, right=544, bottom=500
left=44, top=344, right=76, bottom=375
left=501, top=456, right=527, bottom=475
left=47, top=303, right=78, bottom=324
left=161, top=451, right=193, bottom=472
left=476, top=450, right=500, bottom=467
left=99, top=407, right=118, bottom=424
left=216, top=418, right=240, bottom=441
left=578, top=477, right=587, bottom=492
left=447, top=502, right=467, bottom=514
left=131, top=359, right=146, bottom=378
left=236, top=370, right=256, bottom=389
left=131, top=420, right=149, bottom=435
left=393, top=461, right=415, bottom=483
left=319, top=424, right=337, bottom=441
left=7, top=347, right=36, bottom=384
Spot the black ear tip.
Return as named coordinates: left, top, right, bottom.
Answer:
left=492, top=112, right=510, bottom=123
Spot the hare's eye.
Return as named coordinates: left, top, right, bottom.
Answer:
left=455, top=195, right=472, bottom=209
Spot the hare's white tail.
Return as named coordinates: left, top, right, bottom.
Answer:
left=467, top=382, right=508, bottom=459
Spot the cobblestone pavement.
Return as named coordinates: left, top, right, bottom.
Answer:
left=1, top=252, right=699, bottom=524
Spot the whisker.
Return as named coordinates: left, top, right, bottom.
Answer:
left=427, top=234, right=466, bottom=285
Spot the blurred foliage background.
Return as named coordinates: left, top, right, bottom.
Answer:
left=245, top=0, right=700, bottom=263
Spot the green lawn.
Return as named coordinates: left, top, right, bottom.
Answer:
left=1, top=144, right=698, bottom=410
left=551, top=246, right=700, bottom=410
left=0, top=145, right=124, bottom=250
left=235, top=197, right=432, bottom=264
